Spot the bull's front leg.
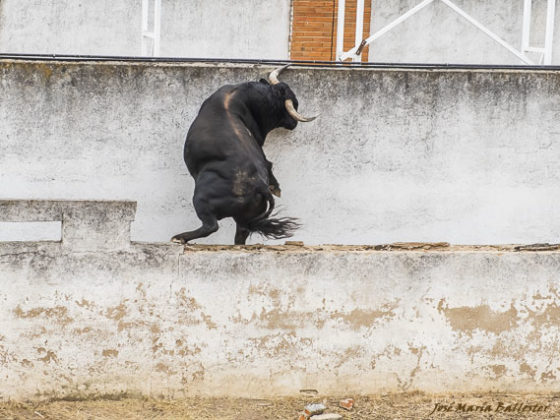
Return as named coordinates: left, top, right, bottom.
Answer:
left=266, top=160, right=281, bottom=197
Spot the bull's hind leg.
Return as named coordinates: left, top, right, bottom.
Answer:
left=171, top=210, right=218, bottom=244
left=171, top=220, right=218, bottom=244
left=171, top=183, right=219, bottom=244
left=232, top=193, right=268, bottom=245
left=234, top=223, right=250, bottom=245
left=266, top=160, right=281, bottom=197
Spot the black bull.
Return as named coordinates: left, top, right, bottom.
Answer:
left=171, top=66, right=316, bottom=245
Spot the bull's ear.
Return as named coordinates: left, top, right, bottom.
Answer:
left=259, top=78, right=270, bottom=85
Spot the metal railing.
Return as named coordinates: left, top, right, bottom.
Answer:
left=141, top=0, right=161, bottom=56
left=337, top=0, right=556, bottom=65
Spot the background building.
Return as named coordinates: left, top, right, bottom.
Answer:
left=1, top=0, right=557, bottom=64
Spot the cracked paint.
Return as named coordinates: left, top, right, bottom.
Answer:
left=438, top=299, right=519, bottom=336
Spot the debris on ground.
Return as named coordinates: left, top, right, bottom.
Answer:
left=304, top=402, right=326, bottom=416
left=514, top=243, right=560, bottom=251
left=310, top=414, right=342, bottom=420
left=299, top=389, right=319, bottom=396
left=377, top=242, right=450, bottom=250
left=2, top=392, right=559, bottom=419
left=339, top=398, right=354, bottom=410
left=181, top=242, right=553, bottom=253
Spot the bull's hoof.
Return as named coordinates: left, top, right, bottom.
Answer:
left=171, top=236, right=187, bottom=245
left=269, top=185, right=282, bottom=198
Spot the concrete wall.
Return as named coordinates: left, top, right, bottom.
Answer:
left=369, top=0, right=560, bottom=65
left=2, top=200, right=560, bottom=400
left=0, top=0, right=290, bottom=59
left=1, top=59, right=560, bottom=245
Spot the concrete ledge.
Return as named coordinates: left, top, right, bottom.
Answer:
left=181, top=243, right=560, bottom=252
left=0, top=200, right=136, bottom=251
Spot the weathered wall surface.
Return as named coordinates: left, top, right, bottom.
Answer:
left=369, top=0, right=560, bottom=65
left=1, top=200, right=560, bottom=401
left=0, top=0, right=290, bottom=59
left=1, top=59, right=559, bottom=245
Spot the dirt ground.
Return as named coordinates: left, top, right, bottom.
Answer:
left=182, top=242, right=560, bottom=253
left=2, top=393, right=559, bottom=420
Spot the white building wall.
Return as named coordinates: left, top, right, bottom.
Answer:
left=0, top=0, right=141, bottom=56
left=0, top=0, right=291, bottom=59
left=160, top=0, right=291, bottom=59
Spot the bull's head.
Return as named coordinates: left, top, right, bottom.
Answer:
left=267, top=65, right=317, bottom=128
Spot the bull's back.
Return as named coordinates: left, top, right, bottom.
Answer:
left=183, top=87, right=235, bottom=175
left=183, top=84, right=265, bottom=181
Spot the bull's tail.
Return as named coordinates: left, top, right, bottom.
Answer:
left=247, top=189, right=300, bottom=240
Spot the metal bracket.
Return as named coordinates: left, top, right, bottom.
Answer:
left=355, top=39, right=368, bottom=56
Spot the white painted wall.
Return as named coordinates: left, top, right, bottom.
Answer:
left=1, top=200, right=560, bottom=400
left=368, top=0, right=560, bottom=65
left=0, top=0, right=290, bottom=59
left=1, top=61, right=560, bottom=245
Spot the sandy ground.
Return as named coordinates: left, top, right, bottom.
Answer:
left=2, top=393, right=559, bottom=419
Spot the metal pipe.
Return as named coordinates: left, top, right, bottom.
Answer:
left=544, top=0, right=556, bottom=65
left=352, top=0, right=365, bottom=62
left=141, top=0, right=162, bottom=57
left=153, top=0, right=162, bottom=57
left=336, top=0, right=346, bottom=61
left=522, top=0, right=532, bottom=52
left=141, top=0, right=149, bottom=55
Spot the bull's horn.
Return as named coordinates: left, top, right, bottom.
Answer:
left=285, top=99, right=317, bottom=122
left=268, top=64, right=291, bottom=85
